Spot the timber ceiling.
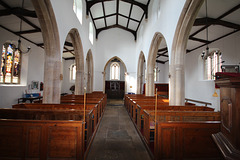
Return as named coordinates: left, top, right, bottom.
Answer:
left=0, top=0, right=239, bottom=62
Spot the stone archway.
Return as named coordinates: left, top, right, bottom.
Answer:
left=169, top=0, right=204, bottom=105
left=86, top=49, right=94, bottom=93
left=32, top=0, right=61, bottom=103
left=146, top=32, right=165, bottom=96
left=137, top=51, right=146, bottom=94
left=103, top=56, right=127, bottom=94
left=68, top=28, right=84, bottom=95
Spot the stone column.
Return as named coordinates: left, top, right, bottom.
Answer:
left=102, top=72, right=106, bottom=93
left=169, top=64, right=185, bottom=106
left=43, top=56, right=61, bottom=103
left=146, top=72, right=154, bottom=96
left=75, top=70, right=84, bottom=95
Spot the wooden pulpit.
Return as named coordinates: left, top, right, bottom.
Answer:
left=212, top=77, right=240, bottom=159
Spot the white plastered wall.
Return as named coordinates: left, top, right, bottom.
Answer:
left=185, top=31, right=240, bottom=111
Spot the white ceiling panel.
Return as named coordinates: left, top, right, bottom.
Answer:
left=104, top=1, right=116, bottom=15
left=187, top=40, right=205, bottom=51
left=106, top=16, right=116, bottom=26
left=128, top=20, right=139, bottom=31
left=95, top=19, right=106, bottom=29
left=24, top=32, right=43, bottom=44
left=131, top=5, right=144, bottom=21
left=119, top=1, right=131, bottom=16
left=222, top=9, right=240, bottom=25
left=118, top=16, right=128, bottom=27
left=62, top=52, right=74, bottom=58
left=90, top=3, right=104, bottom=18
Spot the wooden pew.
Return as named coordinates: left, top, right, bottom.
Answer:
left=1, top=108, right=94, bottom=148
left=142, top=110, right=220, bottom=150
left=0, top=115, right=85, bottom=159
left=12, top=103, right=99, bottom=131
left=136, top=105, right=215, bottom=131
left=154, top=121, right=221, bottom=159
left=60, top=99, right=104, bottom=119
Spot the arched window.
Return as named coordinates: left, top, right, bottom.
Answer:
left=110, top=62, right=120, bottom=80
left=89, top=22, right=94, bottom=44
left=70, top=64, right=76, bottom=81
left=0, top=43, right=21, bottom=84
left=204, top=50, right=222, bottom=80
left=73, top=0, right=83, bottom=24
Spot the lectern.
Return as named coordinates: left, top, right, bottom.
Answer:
left=212, top=77, right=240, bottom=159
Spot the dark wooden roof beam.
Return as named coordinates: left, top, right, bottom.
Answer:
left=15, top=29, right=41, bottom=35
left=0, top=8, right=37, bottom=18
left=101, top=1, right=107, bottom=27
left=119, top=13, right=140, bottom=23
left=194, top=17, right=240, bottom=30
left=158, top=47, right=168, bottom=52
left=93, top=13, right=116, bottom=21
left=0, top=24, right=43, bottom=49
left=96, top=24, right=136, bottom=40
left=189, top=36, right=210, bottom=43
left=187, top=29, right=240, bottom=53
left=190, top=3, right=240, bottom=38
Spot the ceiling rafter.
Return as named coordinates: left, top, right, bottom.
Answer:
left=0, top=0, right=40, bottom=30
left=187, top=3, right=240, bottom=54
left=0, top=24, right=43, bottom=49
left=86, top=0, right=150, bottom=40
left=96, top=24, right=136, bottom=39
left=15, top=29, right=41, bottom=35
left=194, top=17, right=240, bottom=30
left=101, top=1, right=107, bottom=27
left=0, top=8, right=37, bottom=18
left=126, top=3, right=133, bottom=28
left=190, top=3, right=240, bottom=38
left=187, top=28, right=240, bottom=53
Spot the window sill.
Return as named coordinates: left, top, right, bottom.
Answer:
left=0, top=84, right=26, bottom=87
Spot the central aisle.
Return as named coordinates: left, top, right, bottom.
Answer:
left=87, top=99, right=151, bottom=160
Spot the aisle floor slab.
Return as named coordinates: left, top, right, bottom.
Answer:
left=87, top=100, right=151, bottom=160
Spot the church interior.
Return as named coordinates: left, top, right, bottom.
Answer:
left=0, top=0, right=240, bottom=159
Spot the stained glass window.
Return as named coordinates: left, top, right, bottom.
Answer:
left=0, top=43, right=21, bottom=84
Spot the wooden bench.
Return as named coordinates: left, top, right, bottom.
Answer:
left=12, top=103, right=100, bottom=131
left=136, top=105, right=215, bottom=131
left=142, top=110, right=220, bottom=149
left=155, top=121, right=221, bottom=159
left=0, top=117, right=85, bottom=159
left=0, top=108, right=94, bottom=147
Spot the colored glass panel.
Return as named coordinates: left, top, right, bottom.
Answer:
left=0, top=45, right=6, bottom=83
left=12, top=49, right=20, bottom=83
left=5, top=44, right=13, bottom=83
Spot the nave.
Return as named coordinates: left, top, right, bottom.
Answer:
left=87, top=99, right=151, bottom=160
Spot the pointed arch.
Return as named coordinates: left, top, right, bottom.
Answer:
left=137, top=51, right=146, bottom=94
left=86, top=49, right=94, bottom=93
left=68, top=28, right=84, bottom=95
left=103, top=56, right=127, bottom=93
left=32, top=0, right=61, bottom=103
left=146, top=32, right=165, bottom=96
left=170, top=0, right=203, bottom=105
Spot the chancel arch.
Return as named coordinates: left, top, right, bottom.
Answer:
left=170, top=0, right=204, bottom=105
left=103, top=56, right=127, bottom=99
left=86, top=49, right=94, bottom=93
left=32, top=0, right=61, bottom=103
left=137, top=51, right=146, bottom=94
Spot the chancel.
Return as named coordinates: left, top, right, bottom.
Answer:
left=0, top=0, right=240, bottom=159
